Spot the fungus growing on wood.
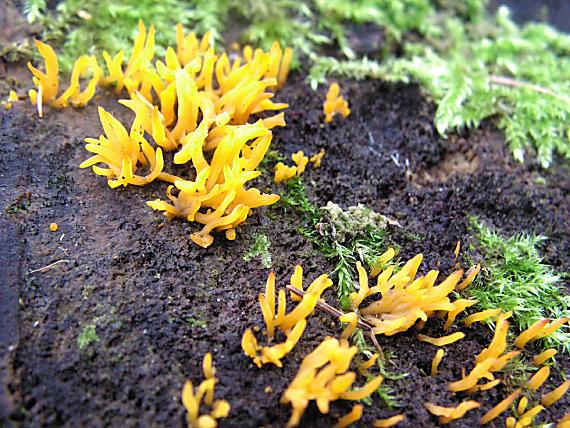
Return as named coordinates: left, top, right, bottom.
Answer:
left=182, top=353, right=230, bottom=428
left=480, top=389, right=521, bottom=424
left=333, top=404, right=363, bottom=428
left=541, top=380, right=570, bottom=407
left=527, top=366, right=550, bottom=391
left=242, top=268, right=332, bottom=368
left=80, top=107, right=165, bottom=188
left=372, top=414, right=406, bottom=427
left=425, top=400, right=481, bottom=424
left=431, top=349, right=445, bottom=376
left=324, top=82, right=350, bottom=123
left=309, top=149, right=325, bottom=168
left=533, top=348, right=557, bottom=366
left=449, top=312, right=519, bottom=392
left=28, top=40, right=101, bottom=116
left=514, top=318, right=569, bottom=348
left=281, top=337, right=382, bottom=427
left=417, top=332, right=465, bottom=346
left=463, top=308, right=502, bottom=327
left=349, top=252, right=479, bottom=336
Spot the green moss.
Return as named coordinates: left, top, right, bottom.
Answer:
left=78, top=323, right=99, bottom=349
left=468, top=217, right=570, bottom=352
left=243, top=234, right=272, bottom=269
left=186, top=317, right=207, bottom=329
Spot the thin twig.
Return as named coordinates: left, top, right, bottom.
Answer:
left=286, top=285, right=384, bottom=358
left=28, top=259, right=72, bottom=274
left=489, top=75, right=570, bottom=104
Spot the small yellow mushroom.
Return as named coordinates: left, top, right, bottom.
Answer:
left=372, top=414, right=406, bottom=427
left=417, top=332, right=465, bottom=346
left=480, top=389, right=520, bottom=424
left=464, top=308, right=502, bottom=327
left=309, top=149, right=325, bottom=168
left=541, top=380, right=570, bottom=407
left=334, top=404, right=363, bottom=428
left=324, top=82, right=350, bottom=123
left=274, top=162, right=297, bottom=183
left=456, top=264, right=480, bottom=291
left=431, top=349, right=445, bottom=376
left=517, top=396, right=528, bottom=415
left=514, top=319, right=549, bottom=349
left=527, top=366, right=550, bottom=391
left=292, top=151, right=309, bottom=175
left=533, top=348, right=557, bottom=366
left=425, top=400, right=481, bottom=424
left=340, top=312, right=358, bottom=339
left=49, top=222, right=58, bottom=232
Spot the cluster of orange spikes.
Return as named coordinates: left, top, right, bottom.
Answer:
left=28, top=21, right=293, bottom=247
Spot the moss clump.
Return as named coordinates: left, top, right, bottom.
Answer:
left=468, top=218, right=570, bottom=352
left=243, top=234, right=272, bottom=269
left=78, top=323, right=99, bottom=349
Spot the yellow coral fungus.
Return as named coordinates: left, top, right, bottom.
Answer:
left=456, top=263, right=481, bottom=291
left=464, top=308, right=502, bottom=327
left=372, top=415, right=406, bottom=427
left=25, top=21, right=294, bottom=248
left=310, top=149, right=325, bottom=168
left=275, top=162, right=297, bottom=183
left=450, top=313, right=518, bottom=393
left=418, top=332, right=465, bottom=346
left=431, top=349, right=445, bottom=376
left=292, top=151, right=309, bottom=175
left=527, top=366, right=550, bottom=391
left=334, top=404, right=363, bottom=428
left=242, top=267, right=332, bottom=368
left=444, top=299, right=477, bottom=330
left=480, top=389, right=521, bottom=424
left=281, top=337, right=382, bottom=427
left=28, top=40, right=101, bottom=116
left=324, top=82, right=350, bottom=123
left=425, top=400, right=481, bottom=424
left=340, top=312, right=358, bottom=339
left=533, top=348, right=557, bottom=366
left=514, top=319, right=549, bottom=348
left=182, top=353, right=230, bottom=428
left=80, top=107, right=165, bottom=188
left=350, top=253, right=475, bottom=337
left=541, top=380, right=570, bottom=407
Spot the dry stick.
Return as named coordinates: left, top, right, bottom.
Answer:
left=285, top=285, right=384, bottom=358
left=28, top=259, right=72, bottom=274
left=489, top=75, right=570, bottom=104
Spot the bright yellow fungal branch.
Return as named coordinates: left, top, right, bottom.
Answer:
left=514, top=318, right=569, bottom=348
left=480, top=389, right=521, bottom=424
left=324, top=82, right=350, bottom=123
left=372, top=415, right=406, bottom=427
left=418, top=332, right=465, bottom=346
left=182, top=353, right=230, bottom=428
left=350, top=253, right=478, bottom=336
left=527, top=366, right=550, bottom=391
left=80, top=107, right=165, bottom=188
left=431, top=349, right=445, bottom=376
left=242, top=267, right=332, bottom=368
left=281, top=337, right=383, bottom=427
left=541, top=380, right=570, bottom=407
left=275, top=162, right=297, bottom=183
left=334, top=404, right=363, bottom=428
left=28, top=40, right=101, bottom=116
left=449, top=313, right=519, bottom=392
left=533, top=348, right=557, bottom=366
left=464, top=308, right=502, bottom=327
left=425, top=400, right=481, bottom=424
left=147, top=122, right=280, bottom=247
left=309, top=149, right=325, bottom=168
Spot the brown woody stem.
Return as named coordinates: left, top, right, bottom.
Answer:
left=286, top=285, right=384, bottom=358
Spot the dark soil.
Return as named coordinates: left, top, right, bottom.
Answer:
left=1, top=2, right=569, bottom=428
